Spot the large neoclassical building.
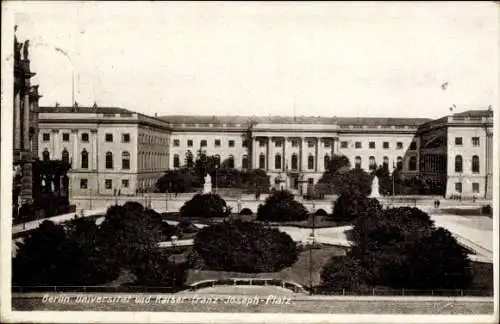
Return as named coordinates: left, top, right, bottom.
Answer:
left=37, top=105, right=493, bottom=199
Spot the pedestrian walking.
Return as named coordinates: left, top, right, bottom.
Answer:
left=436, top=200, right=440, bottom=208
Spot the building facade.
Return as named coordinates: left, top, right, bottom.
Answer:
left=38, top=105, right=171, bottom=197
left=38, top=108, right=494, bottom=200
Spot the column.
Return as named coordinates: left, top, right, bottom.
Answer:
left=52, top=129, right=60, bottom=159
left=301, top=137, right=307, bottom=171
left=252, top=137, right=258, bottom=169
left=14, top=91, right=22, bottom=151
left=23, top=92, right=30, bottom=151
left=282, top=137, right=286, bottom=171
left=266, top=137, right=271, bottom=171
left=315, top=138, right=319, bottom=171
left=71, top=129, right=78, bottom=168
left=333, top=137, right=339, bottom=156
left=91, top=129, right=98, bottom=170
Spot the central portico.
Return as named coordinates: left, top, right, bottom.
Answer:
left=251, top=123, right=339, bottom=194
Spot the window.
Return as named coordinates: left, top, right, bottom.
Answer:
left=396, top=157, right=403, bottom=170
left=81, top=133, right=89, bottom=142
left=275, top=140, right=282, bottom=148
left=242, top=155, right=249, bottom=169
left=122, top=133, right=130, bottom=143
left=80, top=179, right=88, bottom=189
left=173, top=139, right=180, bottom=147
left=291, top=154, right=298, bottom=170
left=409, top=156, right=417, bottom=171
left=409, top=142, right=417, bottom=150
left=472, top=155, right=480, bottom=173
left=275, top=154, right=282, bottom=169
left=228, top=140, right=235, bottom=147
left=122, top=151, right=130, bottom=170
left=62, top=133, right=70, bottom=142
left=122, top=179, right=129, bottom=188
left=472, top=137, right=480, bottom=147
left=355, top=142, right=362, bottom=149
left=105, top=179, right=113, bottom=190
left=455, top=137, right=463, bottom=146
left=242, top=140, right=248, bottom=147
left=369, top=142, right=375, bottom=149
left=81, top=149, right=89, bottom=169
left=472, top=183, right=480, bottom=194
left=308, top=140, right=315, bottom=148
left=187, top=139, right=193, bottom=147
left=105, top=151, right=113, bottom=169
left=355, top=156, right=362, bottom=169
left=369, top=156, right=376, bottom=170
left=324, top=155, right=330, bottom=169
left=259, top=140, right=265, bottom=147
left=42, top=149, right=50, bottom=161
left=173, top=154, right=180, bottom=168
left=455, top=155, right=463, bottom=173
left=105, top=133, right=113, bottom=142
left=455, top=182, right=462, bottom=193
left=259, top=154, right=266, bottom=169
left=308, top=155, right=314, bottom=170
left=42, top=133, right=50, bottom=141
left=62, top=149, right=69, bottom=164
left=200, top=139, right=207, bottom=147
left=341, top=141, right=348, bottom=149
left=396, top=142, right=403, bottom=149
left=214, top=139, right=221, bottom=147
left=292, top=139, right=299, bottom=147
left=383, top=142, right=389, bottom=149
left=324, top=141, right=331, bottom=148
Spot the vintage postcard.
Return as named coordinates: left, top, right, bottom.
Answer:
left=1, top=1, right=498, bottom=323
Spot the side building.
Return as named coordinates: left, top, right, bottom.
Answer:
left=38, top=105, right=171, bottom=197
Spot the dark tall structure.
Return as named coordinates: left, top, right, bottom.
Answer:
left=13, top=29, right=41, bottom=218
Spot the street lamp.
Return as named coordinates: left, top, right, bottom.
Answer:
left=307, top=234, right=314, bottom=295
left=392, top=162, right=396, bottom=197
left=170, top=235, right=178, bottom=292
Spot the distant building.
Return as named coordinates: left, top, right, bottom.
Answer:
left=39, top=107, right=493, bottom=200
left=38, top=105, right=171, bottom=196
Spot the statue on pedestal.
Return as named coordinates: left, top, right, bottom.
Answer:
left=203, top=173, right=212, bottom=194
left=369, top=176, right=380, bottom=198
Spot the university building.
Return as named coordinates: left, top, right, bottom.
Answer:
left=38, top=106, right=494, bottom=200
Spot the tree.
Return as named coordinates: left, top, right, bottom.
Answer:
left=331, top=194, right=382, bottom=222
left=373, top=164, right=391, bottom=195
left=180, top=193, right=231, bottom=219
left=131, top=250, right=187, bottom=291
left=316, top=155, right=351, bottom=195
left=242, top=169, right=270, bottom=193
left=156, top=170, right=196, bottom=193
left=320, top=255, right=368, bottom=290
left=194, top=220, right=298, bottom=272
left=194, top=151, right=218, bottom=184
left=325, top=155, right=351, bottom=174
left=256, top=190, right=308, bottom=222
left=184, top=150, right=195, bottom=170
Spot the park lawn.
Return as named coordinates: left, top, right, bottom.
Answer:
left=185, top=245, right=347, bottom=288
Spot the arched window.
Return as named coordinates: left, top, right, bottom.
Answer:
left=308, top=155, right=314, bottom=170
left=62, top=149, right=69, bottom=164
left=324, top=154, right=330, bottom=169
left=396, top=156, right=403, bottom=170
left=291, top=154, right=298, bottom=170
left=455, top=155, right=463, bottom=173
left=122, top=151, right=130, bottom=170
left=409, top=156, right=417, bottom=171
left=259, top=153, right=266, bottom=169
left=242, top=155, right=249, bottom=169
left=81, top=149, right=89, bottom=169
left=355, top=156, right=362, bottom=169
left=369, top=156, right=376, bottom=170
left=105, top=152, right=113, bottom=169
left=472, top=155, right=480, bottom=173
left=227, top=155, right=235, bottom=169
left=275, top=154, right=282, bottom=170
left=42, top=149, right=50, bottom=161
left=173, top=154, right=180, bottom=168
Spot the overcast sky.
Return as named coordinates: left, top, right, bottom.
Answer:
left=5, top=1, right=499, bottom=118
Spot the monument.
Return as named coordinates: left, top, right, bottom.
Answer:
left=203, top=173, right=212, bottom=194
left=369, top=176, right=380, bottom=198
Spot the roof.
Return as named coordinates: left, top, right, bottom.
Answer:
left=452, top=109, right=493, bottom=118
left=39, top=106, right=133, bottom=115
left=159, top=115, right=431, bottom=126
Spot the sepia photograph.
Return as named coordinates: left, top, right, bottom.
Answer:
left=1, top=1, right=498, bottom=323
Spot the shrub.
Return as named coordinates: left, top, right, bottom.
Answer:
left=331, top=194, right=382, bottom=222
left=256, top=190, right=308, bottom=222
left=177, top=221, right=199, bottom=234
left=131, top=250, right=187, bottom=291
left=481, top=204, right=492, bottom=216
left=180, top=193, right=231, bottom=219
left=320, top=255, right=368, bottom=290
left=315, top=209, right=328, bottom=216
left=194, top=220, right=298, bottom=273
left=239, top=208, right=253, bottom=215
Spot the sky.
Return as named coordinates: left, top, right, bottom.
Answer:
left=4, top=1, right=499, bottom=118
